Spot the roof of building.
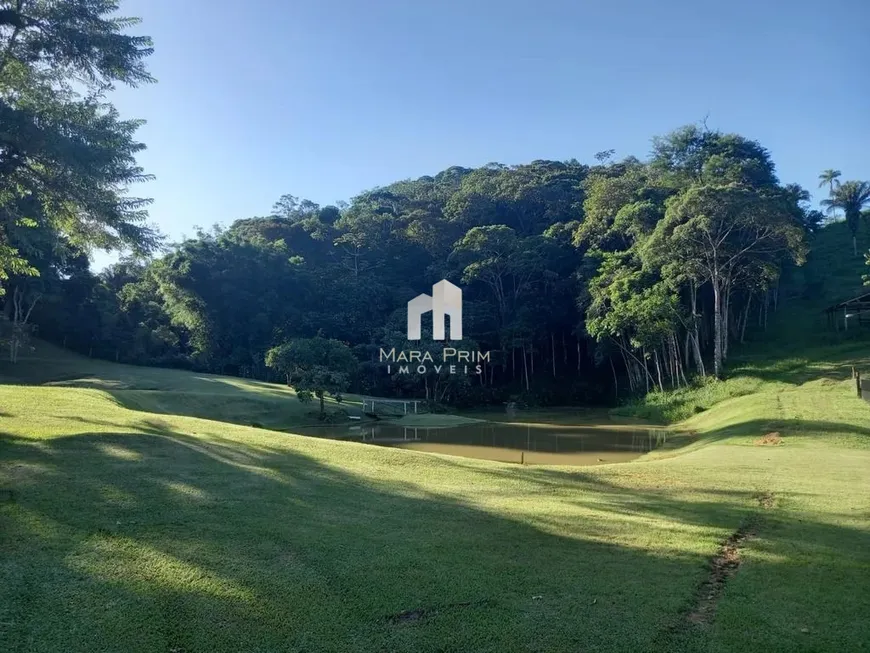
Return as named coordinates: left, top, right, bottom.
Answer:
left=825, top=291, right=870, bottom=313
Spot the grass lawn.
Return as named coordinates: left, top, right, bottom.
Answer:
left=0, top=341, right=370, bottom=430
left=2, top=341, right=869, bottom=652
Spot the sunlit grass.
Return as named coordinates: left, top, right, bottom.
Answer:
left=2, top=340, right=870, bottom=651
left=0, top=340, right=364, bottom=429
left=615, top=341, right=870, bottom=424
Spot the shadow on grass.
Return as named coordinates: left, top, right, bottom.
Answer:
left=2, top=418, right=870, bottom=652
left=705, top=418, right=870, bottom=439
left=107, top=384, right=368, bottom=430
left=725, top=341, right=870, bottom=388
left=0, top=341, right=344, bottom=430
left=41, top=389, right=350, bottom=432
left=638, top=416, right=870, bottom=459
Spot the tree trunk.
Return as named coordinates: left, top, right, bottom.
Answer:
left=688, top=282, right=706, bottom=377
left=674, top=333, right=688, bottom=387
left=8, top=286, right=40, bottom=364
left=712, top=278, right=723, bottom=378
left=691, top=332, right=705, bottom=378
left=620, top=347, right=634, bottom=393
left=522, top=344, right=530, bottom=392
left=722, top=279, right=731, bottom=362
left=642, top=348, right=650, bottom=393
left=609, top=356, right=618, bottom=401
left=551, top=333, right=556, bottom=378
left=654, top=349, right=664, bottom=393
left=683, top=331, right=691, bottom=374
left=319, top=394, right=325, bottom=419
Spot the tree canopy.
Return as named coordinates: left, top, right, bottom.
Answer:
left=266, top=337, right=356, bottom=419
left=1, top=5, right=857, bottom=408
left=7, top=110, right=844, bottom=405
left=0, top=0, right=158, bottom=358
left=821, top=180, right=870, bottom=256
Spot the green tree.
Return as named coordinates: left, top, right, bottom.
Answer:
left=575, top=162, right=688, bottom=390
left=152, top=228, right=312, bottom=376
left=0, top=216, right=87, bottom=360
left=0, top=0, right=159, bottom=292
left=647, top=185, right=806, bottom=377
left=8, top=124, right=825, bottom=406
left=817, top=169, right=841, bottom=194
left=821, top=180, right=870, bottom=257
left=585, top=251, right=683, bottom=393
left=265, top=337, right=357, bottom=419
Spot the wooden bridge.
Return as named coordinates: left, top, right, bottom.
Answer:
left=361, top=397, right=423, bottom=417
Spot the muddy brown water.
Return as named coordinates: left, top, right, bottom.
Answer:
left=292, top=421, right=670, bottom=466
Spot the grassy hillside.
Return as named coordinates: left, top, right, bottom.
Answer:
left=1, top=223, right=869, bottom=652
left=2, top=334, right=870, bottom=651
left=785, top=220, right=870, bottom=312
left=617, top=222, right=870, bottom=423
left=0, top=340, right=365, bottom=429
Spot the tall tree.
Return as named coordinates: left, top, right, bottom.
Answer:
left=7, top=122, right=822, bottom=406
left=817, top=169, right=842, bottom=194
left=152, top=227, right=313, bottom=376
left=0, top=0, right=159, bottom=293
left=647, top=185, right=806, bottom=377
left=821, top=181, right=870, bottom=257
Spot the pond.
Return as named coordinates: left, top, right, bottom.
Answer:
left=292, top=420, right=670, bottom=466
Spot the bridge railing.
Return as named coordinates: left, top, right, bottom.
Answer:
left=853, top=367, right=868, bottom=402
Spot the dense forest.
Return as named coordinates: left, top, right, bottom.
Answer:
left=2, top=1, right=869, bottom=409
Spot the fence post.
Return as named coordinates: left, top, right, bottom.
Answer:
left=857, top=371, right=862, bottom=398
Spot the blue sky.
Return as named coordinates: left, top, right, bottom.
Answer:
left=102, top=0, right=870, bottom=268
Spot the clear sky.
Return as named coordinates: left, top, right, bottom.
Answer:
left=101, top=0, right=870, bottom=268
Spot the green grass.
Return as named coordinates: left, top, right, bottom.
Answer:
left=0, top=341, right=369, bottom=429
left=2, top=337, right=870, bottom=651
left=0, top=341, right=475, bottom=430
left=613, top=341, right=870, bottom=424
left=615, top=221, right=870, bottom=424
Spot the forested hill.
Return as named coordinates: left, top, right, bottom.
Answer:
left=4, top=127, right=867, bottom=408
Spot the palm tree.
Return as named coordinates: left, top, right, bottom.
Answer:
left=821, top=180, right=870, bottom=256
left=818, top=169, right=842, bottom=193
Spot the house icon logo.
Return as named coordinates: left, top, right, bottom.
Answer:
left=407, top=280, right=463, bottom=341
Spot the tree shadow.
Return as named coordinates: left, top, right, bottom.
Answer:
left=0, top=340, right=353, bottom=430
left=725, top=342, right=870, bottom=387
left=696, top=418, right=870, bottom=443
left=1, top=421, right=869, bottom=652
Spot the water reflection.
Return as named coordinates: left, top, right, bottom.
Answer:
left=293, top=422, right=669, bottom=466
